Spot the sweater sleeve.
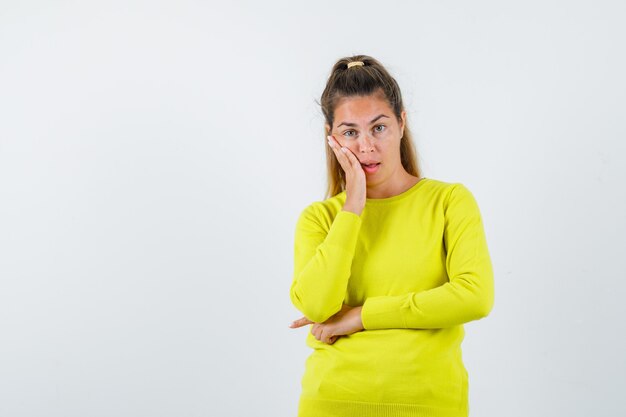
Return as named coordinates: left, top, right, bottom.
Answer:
left=289, top=204, right=362, bottom=324
left=360, top=183, right=495, bottom=329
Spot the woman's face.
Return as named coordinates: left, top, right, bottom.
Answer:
left=326, top=93, right=406, bottom=182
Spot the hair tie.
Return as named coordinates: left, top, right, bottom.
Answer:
left=347, top=61, right=365, bottom=68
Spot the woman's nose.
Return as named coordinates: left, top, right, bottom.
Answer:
left=358, top=134, right=375, bottom=152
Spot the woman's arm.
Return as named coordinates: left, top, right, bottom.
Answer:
left=289, top=203, right=362, bottom=324
left=360, top=183, right=495, bottom=329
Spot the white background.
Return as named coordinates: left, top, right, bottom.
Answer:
left=1, top=1, right=624, bottom=416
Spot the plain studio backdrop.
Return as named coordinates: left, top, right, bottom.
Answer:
left=1, top=1, right=624, bottom=416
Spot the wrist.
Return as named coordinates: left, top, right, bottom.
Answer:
left=342, top=204, right=363, bottom=216
left=357, top=306, right=364, bottom=330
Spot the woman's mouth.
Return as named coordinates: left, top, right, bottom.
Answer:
left=361, top=162, right=381, bottom=174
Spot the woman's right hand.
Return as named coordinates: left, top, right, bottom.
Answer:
left=327, top=135, right=366, bottom=215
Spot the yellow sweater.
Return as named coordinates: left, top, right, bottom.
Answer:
left=290, top=177, right=495, bottom=417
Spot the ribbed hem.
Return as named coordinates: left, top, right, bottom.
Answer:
left=298, top=397, right=467, bottom=417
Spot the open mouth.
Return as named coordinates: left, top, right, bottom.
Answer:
left=361, top=162, right=381, bottom=173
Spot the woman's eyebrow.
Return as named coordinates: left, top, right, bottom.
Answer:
left=337, top=114, right=389, bottom=128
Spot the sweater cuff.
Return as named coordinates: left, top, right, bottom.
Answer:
left=324, top=210, right=362, bottom=250
left=361, top=294, right=407, bottom=330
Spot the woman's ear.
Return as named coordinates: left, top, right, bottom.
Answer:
left=325, top=124, right=331, bottom=135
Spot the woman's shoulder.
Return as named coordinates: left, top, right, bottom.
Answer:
left=410, top=177, right=484, bottom=214
left=421, top=176, right=462, bottom=190
left=296, top=191, right=346, bottom=229
left=426, top=178, right=485, bottom=217
left=421, top=177, right=476, bottom=197
left=308, top=194, right=344, bottom=215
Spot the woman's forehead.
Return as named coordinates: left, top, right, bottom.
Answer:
left=334, top=96, right=393, bottom=124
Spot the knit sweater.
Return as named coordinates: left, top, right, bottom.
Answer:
left=289, top=177, right=494, bottom=417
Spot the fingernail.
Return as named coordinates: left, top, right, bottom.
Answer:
left=341, top=147, right=347, bottom=153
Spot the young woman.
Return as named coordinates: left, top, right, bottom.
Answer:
left=288, top=55, right=495, bottom=417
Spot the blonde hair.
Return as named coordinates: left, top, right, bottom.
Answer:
left=317, top=55, right=423, bottom=199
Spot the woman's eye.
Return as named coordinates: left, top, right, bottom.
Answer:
left=374, top=124, right=386, bottom=132
left=344, top=130, right=356, bottom=137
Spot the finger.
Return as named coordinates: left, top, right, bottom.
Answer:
left=321, top=327, right=336, bottom=344
left=327, top=134, right=340, bottom=149
left=332, top=139, right=359, bottom=172
left=327, top=136, right=351, bottom=172
left=314, top=324, right=328, bottom=342
left=313, top=326, right=322, bottom=341
left=341, top=145, right=362, bottom=171
left=311, top=323, right=319, bottom=338
left=289, top=317, right=313, bottom=328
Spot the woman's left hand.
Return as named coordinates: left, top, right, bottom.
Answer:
left=288, top=303, right=364, bottom=344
